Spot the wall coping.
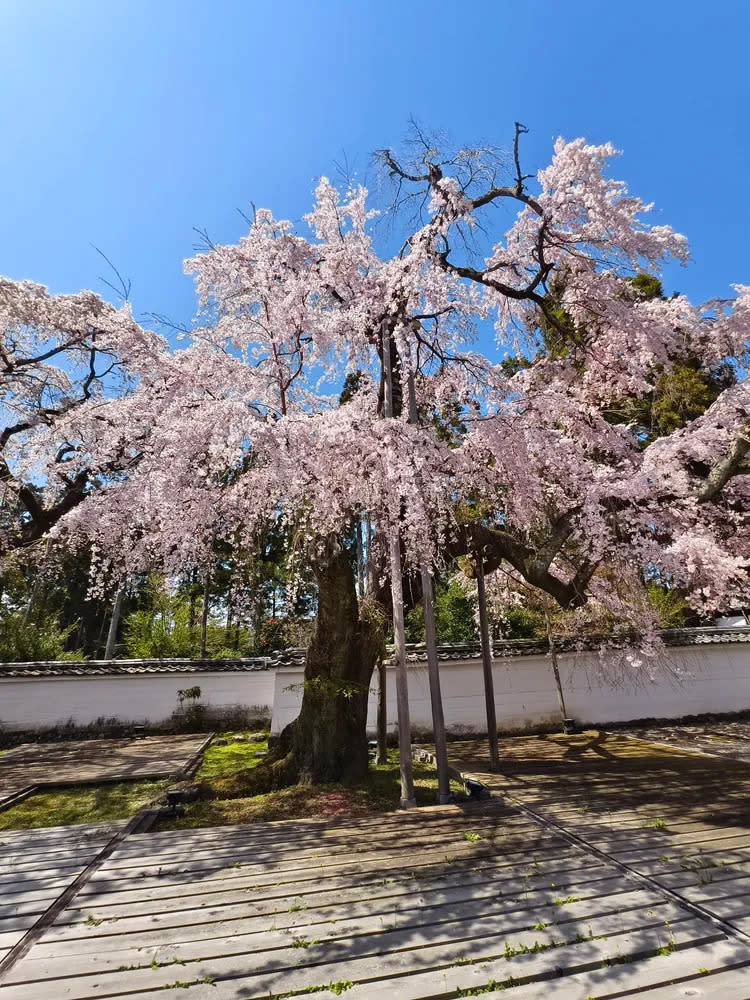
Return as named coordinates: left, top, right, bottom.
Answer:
left=2, top=627, right=747, bottom=678
left=0, top=657, right=276, bottom=678
left=272, top=627, right=750, bottom=668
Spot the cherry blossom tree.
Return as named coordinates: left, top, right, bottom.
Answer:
left=0, top=278, right=163, bottom=556
left=9, top=123, right=748, bottom=786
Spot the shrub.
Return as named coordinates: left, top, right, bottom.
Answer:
left=405, top=578, right=477, bottom=644
left=256, top=617, right=293, bottom=654
left=0, top=609, right=84, bottom=662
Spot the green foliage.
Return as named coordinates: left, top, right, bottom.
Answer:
left=613, top=359, right=731, bottom=444
left=339, top=370, right=364, bottom=405
left=651, top=362, right=728, bottom=435
left=123, top=602, right=193, bottom=659
left=646, top=583, right=690, bottom=627
left=0, top=608, right=83, bottom=662
left=404, top=603, right=425, bottom=642
left=429, top=398, right=469, bottom=446
left=256, top=616, right=293, bottom=654
left=405, top=578, right=477, bottom=644
left=456, top=977, right=521, bottom=996
left=156, top=746, right=466, bottom=831
left=626, top=273, right=664, bottom=300
left=195, top=737, right=268, bottom=781
left=122, top=575, right=254, bottom=658
left=501, top=606, right=546, bottom=639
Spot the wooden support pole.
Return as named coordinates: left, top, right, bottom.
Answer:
left=476, top=554, right=499, bottom=772
left=383, top=333, right=416, bottom=808
left=421, top=566, right=452, bottom=802
left=407, top=372, right=451, bottom=803
left=543, top=595, right=568, bottom=722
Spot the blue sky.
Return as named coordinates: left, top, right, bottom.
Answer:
left=1, top=0, right=748, bottom=342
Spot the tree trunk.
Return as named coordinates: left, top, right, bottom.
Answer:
left=376, top=658, right=388, bottom=765
left=104, top=584, right=124, bottom=660
left=200, top=569, right=210, bottom=658
left=272, top=540, right=382, bottom=785
left=224, top=587, right=233, bottom=647
left=188, top=570, right=197, bottom=630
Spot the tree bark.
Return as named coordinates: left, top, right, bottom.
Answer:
left=104, top=584, right=124, bottom=660
left=199, top=569, right=210, bottom=658
left=270, top=540, right=383, bottom=785
left=376, top=658, right=388, bottom=765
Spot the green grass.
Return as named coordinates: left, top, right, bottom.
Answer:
left=194, top=736, right=267, bottom=780
left=0, top=779, right=168, bottom=831
left=0, top=732, right=465, bottom=832
left=156, top=748, right=467, bottom=831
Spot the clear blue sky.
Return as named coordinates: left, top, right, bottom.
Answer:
left=1, top=0, right=748, bottom=337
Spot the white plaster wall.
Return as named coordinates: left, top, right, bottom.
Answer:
left=270, top=642, right=750, bottom=736
left=4, top=642, right=749, bottom=735
left=0, top=671, right=275, bottom=732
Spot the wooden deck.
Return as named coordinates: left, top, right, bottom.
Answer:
left=0, top=734, right=209, bottom=796
left=3, top=789, right=750, bottom=997
left=0, top=821, right=127, bottom=967
left=2, top=731, right=750, bottom=997
left=624, top=720, right=750, bottom=764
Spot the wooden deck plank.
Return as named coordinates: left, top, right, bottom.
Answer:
left=73, top=839, right=571, bottom=899
left=5, top=730, right=750, bottom=998
left=2, top=913, right=718, bottom=998
left=472, top=942, right=750, bottom=998
left=97, top=809, right=540, bottom=869
left=0, top=735, right=207, bottom=791
left=102, top=919, right=725, bottom=1000
left=60, top=857, right=604, bottom=913
left=10, top=896, right=687, bottom=984
left=27, top=885, right=664, bottom=960
left=113, top=805, right=512, bottom=859
left=51, top=868, right=644, bottom=937
left=68, top=848, right=595, bottom=912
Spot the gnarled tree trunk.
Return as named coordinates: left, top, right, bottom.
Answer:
left=259, top=538, right=382, bottom=789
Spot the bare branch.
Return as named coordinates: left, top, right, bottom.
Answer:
left=91, top=244, right=132, bottom=301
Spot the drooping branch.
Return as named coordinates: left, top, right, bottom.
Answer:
left=450, top=518, right=596, bottom=610
left=0, top=457, right=91, bottom=552
left=697, top=422, right=750, bottom=502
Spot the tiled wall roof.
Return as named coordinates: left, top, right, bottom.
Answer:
left=1, top=627, right=747, bottom=677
